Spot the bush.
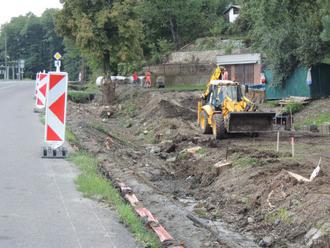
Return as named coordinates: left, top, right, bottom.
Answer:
left=68, top=84, right=88, bottom=91
left=68, top=91, right=95, bottom=103
left=285, top=102, right=304, bottom=114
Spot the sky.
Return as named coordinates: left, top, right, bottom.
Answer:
left=0, top=0, right=62, bottom=25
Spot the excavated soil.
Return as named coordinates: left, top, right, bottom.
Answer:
left=67, top=84, right=330, bottom=248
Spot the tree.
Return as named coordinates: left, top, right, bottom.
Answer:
left=56, top=0, right=144, bottom=104
left=321, top=16, right=330, bottom=41
left=62, top=38, right=82, bottom=81
left=0, top=10, right=64, bottom=78
left=40, top=9, right=65, bottom=71
left=139, top=0, right=230, bottom=53
left=236, top=0, right=328, bottom=85
left=320, top=0, right=330, bottom=43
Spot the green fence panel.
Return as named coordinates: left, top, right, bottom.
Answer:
left=265, top=68, right=310, bottom=100
left=310, top=64, right=330, bottom=98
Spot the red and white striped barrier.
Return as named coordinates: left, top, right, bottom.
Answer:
left=35, top=72, right=48, bottom=110
left=44, top=72, right=68, bottom=149
left=34, top=73, right=40, bottom=99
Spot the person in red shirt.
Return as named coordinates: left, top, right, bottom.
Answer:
left=222, top=68, right=229, bottom=80
left=133, top=71, right=138, bottom=86
left=145, top=71, right=152, bottom=88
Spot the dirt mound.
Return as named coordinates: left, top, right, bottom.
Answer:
left=158, top=99, right=196, bottom=120
left=137, top=92, right=198, bottom=122
left=67, top=84, right=330, bottom=247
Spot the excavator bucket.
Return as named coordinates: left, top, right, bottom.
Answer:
left=227, top=112, right=276, bottom=133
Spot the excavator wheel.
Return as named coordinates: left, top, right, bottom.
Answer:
left=212, top=114, right=226, bottom=139
left=200, top=110, right=212, bottom=134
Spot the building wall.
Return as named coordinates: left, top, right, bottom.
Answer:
left=222, top=64, right=261, bottom=83
left=254, top=64, right=262, bottom=83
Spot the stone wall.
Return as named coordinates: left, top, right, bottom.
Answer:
left=144, top=63, right=215, bottom=86
left=168, top=48, right=250, bottom=64
left=168, top=50, right=223, bottom=64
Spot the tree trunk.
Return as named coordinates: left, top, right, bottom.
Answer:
left=79, top=57, right=87, bottom=84
left=101, top=50, right=116, bottom=105
left=169, top=17, right=179, bottom=49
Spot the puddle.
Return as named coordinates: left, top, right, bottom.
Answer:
left=178, top=197, right=258, bottom=248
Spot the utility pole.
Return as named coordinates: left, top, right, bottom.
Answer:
left=4, top=32, right=8, bottom=80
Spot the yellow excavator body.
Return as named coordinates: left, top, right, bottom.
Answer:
left=198, top=72, right=275, bottom=139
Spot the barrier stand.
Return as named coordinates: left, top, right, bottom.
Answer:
left=34, top=72, right=48, bottom=113
left=42, top=71, right=69, bottom=158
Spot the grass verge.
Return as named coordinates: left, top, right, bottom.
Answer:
left=302, top=114, right=330, bottom=126
left=295, top=113, right=330, bottom=129
left=68, top=152, right=161, bottom=248
left=66, top=129, right=80, bottom=147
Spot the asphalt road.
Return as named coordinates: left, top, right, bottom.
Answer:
left=0, top=81, right=138, bottom=248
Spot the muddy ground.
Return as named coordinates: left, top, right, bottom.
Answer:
left=67, top=84, right=330, bottom=248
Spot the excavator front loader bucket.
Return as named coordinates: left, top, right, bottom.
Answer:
left=227, top=112, right=276, bottom=133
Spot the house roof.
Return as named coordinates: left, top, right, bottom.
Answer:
left=223, top=4, right=241, bottom=14
left=216, top=53, right=261, bottom=65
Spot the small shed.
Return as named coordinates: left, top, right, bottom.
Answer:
left=224, top=4, right=241, bottom=23
left=265, top=63, right=330, bottom=99
left=216, top=53, right=262, bottom=84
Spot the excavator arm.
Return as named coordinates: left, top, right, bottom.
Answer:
left=202, top=66, right=222, bottom=99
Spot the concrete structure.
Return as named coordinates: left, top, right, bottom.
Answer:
left=224, top=4, right=241, bottom=23
left=216, top=53, right=262, bottom=84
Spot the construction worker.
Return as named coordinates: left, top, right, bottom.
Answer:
left=201, top=66, right=222, bottom=100
left=145, top=70, right=152, bottom=88
left=133, top=71, right=139, bottom=86
left=222, top=68, right=229, bottom=80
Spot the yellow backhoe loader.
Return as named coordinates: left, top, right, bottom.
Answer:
left=198, top=67, right=275, bottom=139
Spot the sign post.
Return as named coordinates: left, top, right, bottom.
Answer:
left=53, top=52, right=62, bottom=72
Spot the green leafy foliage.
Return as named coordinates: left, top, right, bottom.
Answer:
left=284, top=102, right=304, bottom=115
left=68, top=91, right=95, bottom=103
left=235, top=0, right=330, bottom=85
left=139, top=0, right=231, bottom=61
left=321, top=16, right=330, bottom=42
left=0, top=10, right=64, bottom=78
left=56, top=0, right=144, bottom=75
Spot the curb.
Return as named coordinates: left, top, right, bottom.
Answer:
left=115, top=179, right=184, bottom=248
left=98, top=165, right=184, bottom=247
